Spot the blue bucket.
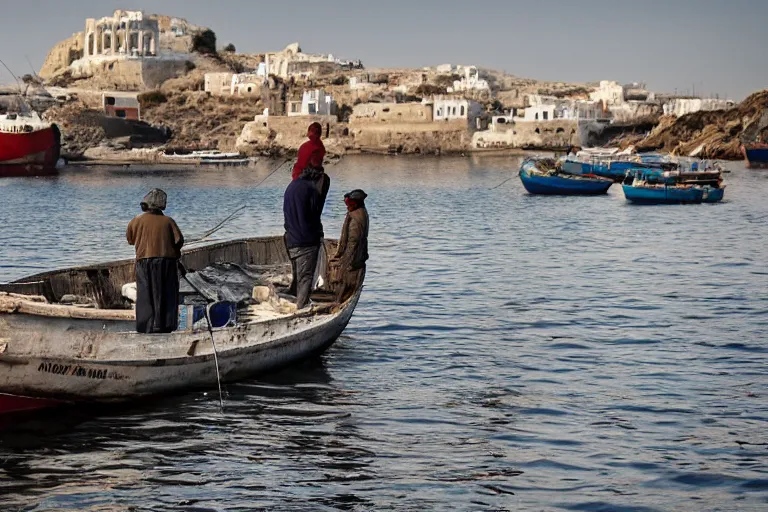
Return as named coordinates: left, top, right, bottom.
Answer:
left=207, top=301, right=237, bottom=328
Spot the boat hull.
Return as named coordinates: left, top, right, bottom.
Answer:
left=742, top=144, right=768, bottom=169
left=0, top=392, right=65, bottom=414
left=0, top=124, right=61, bottom=177
left=520, top=168, right=612, bottom=195
left=0, top=289, right=359, bottom=404
left=622, top=184, right=725, bottom=204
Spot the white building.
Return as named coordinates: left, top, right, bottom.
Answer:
left=205, top=72, right=265, bottom=96
left=204, top=72, right=233, bottom=96
left=83, top=10, right=160, bottom=59
left=429, top=96, right=483, bottom=122
left=288, top=89, right=336, bottom=116
left=523, top=104, right=556, bottom=121
left=662, top=98, right=734, bottom=117
left=523, top=96, right=606, bottom=122
left=449, top=66, right=490, bottom=93
left=589, top=80, right=625, bottom=106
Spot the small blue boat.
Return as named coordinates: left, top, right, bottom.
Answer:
left=562, top=152, right=677, bottom=182
left=622, top=168, right=725, bottom=204
left=519, top=158, right=613, bottom=195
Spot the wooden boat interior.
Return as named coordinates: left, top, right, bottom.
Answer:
left=0, top=236, right=341, bottom=315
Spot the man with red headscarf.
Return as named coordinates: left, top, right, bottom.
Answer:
left=292, top=122, right=326, bottom=180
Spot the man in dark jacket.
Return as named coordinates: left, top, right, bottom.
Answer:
left=330, top=189, right=369, bottom=303
left=126, top=189, right=184, bottom=333
left=283, top=168, right=325, bottom=309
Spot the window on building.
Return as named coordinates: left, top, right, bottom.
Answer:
left=308, top=103, right=317, bottom=114
left=460, top=105, right=465, bottom=116
left=535, top=113, right=539, bottom=120
left=106, top=97, right=116, bottom=106
left=116, top=110, right=126, bottom=118
left=543, top=111, right=548, bottom=120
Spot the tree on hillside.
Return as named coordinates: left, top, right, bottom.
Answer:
left=223, top=43, right=236, bottom=53
left=192, top=29, right=217, bottom=55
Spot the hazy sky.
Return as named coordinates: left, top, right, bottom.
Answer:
left=1, top=0, right=765, bottom=100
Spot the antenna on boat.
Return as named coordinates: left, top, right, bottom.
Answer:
left=0, top=58, right=24, bottom=96
left=24, top=55, right=43, bottom=85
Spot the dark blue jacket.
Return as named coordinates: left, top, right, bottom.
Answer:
left=283, top=174, right=324, bottom=248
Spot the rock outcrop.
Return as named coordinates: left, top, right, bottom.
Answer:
left=631, top=89, right=768, bottom=159
left=40, top=33, right=85, bottom=79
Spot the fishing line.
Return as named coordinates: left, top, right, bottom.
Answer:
left=489, top=176, right=514, bottom=190
left=180, top=267, right=225, bottom=412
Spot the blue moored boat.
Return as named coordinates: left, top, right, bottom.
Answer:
left=519, top=158, right=613, bottom=195
left=742, top=144, right=768, bottom=169
left=622, top=167, right=725, bottom=204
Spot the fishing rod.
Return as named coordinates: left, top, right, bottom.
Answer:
left=185, top=205, right=247, bottom=245
left=253, top=157, right=291, bottom=188
left=185, top=158, right=291, bottom=246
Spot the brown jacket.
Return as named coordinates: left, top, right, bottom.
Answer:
left=126, top=212, right=184, bottom=260
left=333, top=207, right=369, bottom=270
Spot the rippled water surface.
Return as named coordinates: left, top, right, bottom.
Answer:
left=1, top=155, right=767, bottom=511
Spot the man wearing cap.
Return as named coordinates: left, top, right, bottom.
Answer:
left=283, top=168, right=325, bottom=310
left=330, top=189, right=369, bottom=303
left=126, top=189, right=185, bottom=333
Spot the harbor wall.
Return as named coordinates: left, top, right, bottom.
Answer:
left=473, top=120, right=605, bottom=149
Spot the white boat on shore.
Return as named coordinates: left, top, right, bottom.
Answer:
left=0, top=236, right=362, bottom=414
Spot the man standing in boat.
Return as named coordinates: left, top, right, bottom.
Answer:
left=126, top=189, right=184, bottom=333
left=292, top=122, right=330, bottom=208
left=330, top=189, right=369, bottom=303
left=283, top=167, right=325, bottom=310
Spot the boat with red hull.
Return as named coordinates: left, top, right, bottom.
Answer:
left=0, top=392, right=65, bottom=414
left=0, top=112, right=61, bottom=177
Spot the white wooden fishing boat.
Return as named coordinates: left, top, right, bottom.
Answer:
left=0, top=236, right=363, bottom=414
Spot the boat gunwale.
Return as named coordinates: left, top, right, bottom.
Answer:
left=0, top=235, right=342, bottom=320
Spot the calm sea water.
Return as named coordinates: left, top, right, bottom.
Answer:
left=0, top=155, right=767, bottom=511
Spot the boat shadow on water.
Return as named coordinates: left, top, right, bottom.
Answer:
left=0, top=355, right=339, bottom=443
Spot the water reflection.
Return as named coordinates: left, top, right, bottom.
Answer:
left=0, top=156, right=767, bottom=510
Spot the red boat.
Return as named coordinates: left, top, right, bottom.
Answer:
left=0, top=392, right=65, bottom=414
left=0, top=112, right=61, bottom=177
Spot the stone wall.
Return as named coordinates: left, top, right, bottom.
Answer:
left=473, top=120, right=598, bottom=149
left=350, top=121, right=470, bottom=154
left=609, top=101, right=662, bottom=123
left=349, top=102, right=433, bottom=123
